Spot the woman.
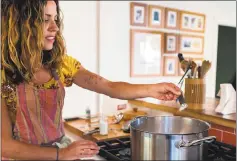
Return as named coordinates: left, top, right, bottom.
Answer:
left=1, top=0, right=181, bottom=160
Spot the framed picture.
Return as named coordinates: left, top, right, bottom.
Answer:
left=130, top=29, right=164, bottom=77
left=180, top=10, right=206, bottom=33
left=130, top=2, right=148, bottom=27
left=164, top=33, right=179, bottom=53
left=165, top=8, right=180, bottom=30
left=179, top=35, right=204, bottom=55
left=163, top=56, right=178, bottom=76
left=148, top=5, right=165, bottom=28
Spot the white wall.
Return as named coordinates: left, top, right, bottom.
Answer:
left=59, top=1, right=236, bottom=117
left=99, top=1, right=236, bottom=115
left=59, top=1, right=99, bottom=118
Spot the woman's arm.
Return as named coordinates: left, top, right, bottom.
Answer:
left=73, top=66, right=181, bottom=100
left=1, top=98, right=99, bottom=160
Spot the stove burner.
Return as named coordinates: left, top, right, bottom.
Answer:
left=207, top=141, right=236, bottom=161
left=118, top=148, right=131, bottom=156
left=97, top=137, right=236, bottom=161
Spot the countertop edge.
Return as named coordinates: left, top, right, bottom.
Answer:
left=128, top=100, right=236, bottom=129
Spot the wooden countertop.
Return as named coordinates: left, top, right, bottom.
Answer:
left=64, top=117, right=130, bottom=142
left=128, top=98, right=236, bottom=128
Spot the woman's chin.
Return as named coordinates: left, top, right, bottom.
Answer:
left=43, top=46, right=53, bottom=50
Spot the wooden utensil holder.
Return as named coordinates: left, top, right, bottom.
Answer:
left=184, top=78, right=206, bottom=110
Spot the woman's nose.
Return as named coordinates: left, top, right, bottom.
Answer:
left=49, top=21, right=59, bottom=32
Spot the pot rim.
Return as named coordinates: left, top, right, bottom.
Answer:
left=130, top=116, right=211, bottom=135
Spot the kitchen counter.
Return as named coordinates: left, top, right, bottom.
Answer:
left=64, top=117, right=130, bottom=142
left=128, top=98, right=236, bottom=129
left=64, top=97, right=236, bottom=147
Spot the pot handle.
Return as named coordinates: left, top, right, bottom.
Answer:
left=176, top=136, right=216, bottom=148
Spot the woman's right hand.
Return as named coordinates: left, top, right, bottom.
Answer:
left=59, top=139, right=100, bottom=160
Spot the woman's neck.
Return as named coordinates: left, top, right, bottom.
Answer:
left=31, top=67, right=53, bottom=85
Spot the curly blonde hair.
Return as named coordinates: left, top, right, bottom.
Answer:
left=1, top=0, right=66, bottom=84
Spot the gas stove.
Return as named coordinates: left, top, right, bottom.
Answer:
left=97, top=137, right=236, bottom=161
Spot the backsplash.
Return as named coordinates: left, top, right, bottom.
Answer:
left=208, top=123, right=236, bottom=146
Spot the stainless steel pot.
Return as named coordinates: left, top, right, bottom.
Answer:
left=130, top=116, right=216, bottom=160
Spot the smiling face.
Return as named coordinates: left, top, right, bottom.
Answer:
left=43, top=1, right=59, bottom=50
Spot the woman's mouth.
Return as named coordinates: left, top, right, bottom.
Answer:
left=45, top=36, right=55, bottom=43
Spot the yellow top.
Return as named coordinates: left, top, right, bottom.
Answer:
left=1, top=54, right=81, bottom=89
left=33, top=54, right=81, bottom=88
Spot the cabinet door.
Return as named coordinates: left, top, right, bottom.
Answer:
left=215, top=25, right=236, bottom=97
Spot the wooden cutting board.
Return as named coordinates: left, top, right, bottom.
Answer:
left=64, top=109, right=148, bottom=142
left=64, top=116, right=130, bottom=142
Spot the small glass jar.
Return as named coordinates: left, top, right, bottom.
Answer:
left=99, top=114, right=108, bottom=135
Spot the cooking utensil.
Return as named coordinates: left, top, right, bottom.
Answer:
left=178, top=53, right=189, bottom=72
left=201, top=60, right=211, bottom=78
left=176, top=67, right=191, bottom=111
left=177, top=94, right=188, bottom=111
left=83, top=127, right=100, bottom=135
left=178, top=66, right=192, bottom=85
left=130, top=116, right=216, bottom=160
left=64, top=117, right=81, bottom=122
left=193, top=66, right=198, bottom=78
left=114, top=113, right=124, bottom=124
left=189, top=59, right=197, bottom=77
left=121, top=120, right=132, bottom=133
left=197, top=65, right=201, bottom=79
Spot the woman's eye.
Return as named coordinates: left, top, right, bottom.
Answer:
left=44, top=19, right=49, bottom=22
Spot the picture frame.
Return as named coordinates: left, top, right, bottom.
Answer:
left=179, top=35, right=204, bottom=55
left=164, top=33, right=179, bottom=53
left=180, top=10, right=206, bottom=33
left=163, top=56, right=178, bottom=76
left=130, top=29, right=164, bottom=77
left=130, top=2, right=148, bottom=27
left=165, top=7, right=180, bottom=30
left=148, top=5, right=165, bottom=28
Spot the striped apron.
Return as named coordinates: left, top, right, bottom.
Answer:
left=3, top=70, right=72, bottom=160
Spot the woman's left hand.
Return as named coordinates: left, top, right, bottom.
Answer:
left=149, top=83, right=181, bottom=101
